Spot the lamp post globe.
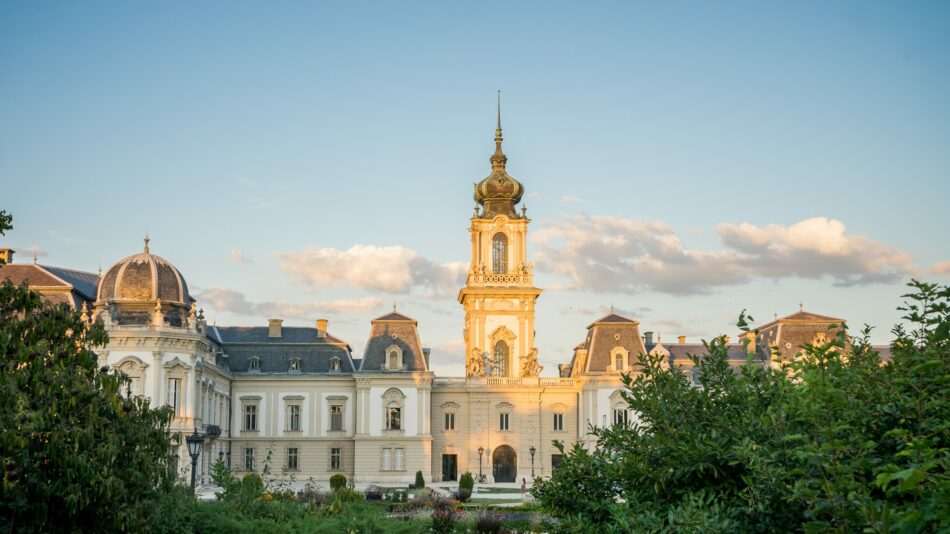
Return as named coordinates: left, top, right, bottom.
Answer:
left=185, top=428, right=205, bottom=492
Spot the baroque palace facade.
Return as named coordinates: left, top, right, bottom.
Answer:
left=0, top=110, right=857, bottom=487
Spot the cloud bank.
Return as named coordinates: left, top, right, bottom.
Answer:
left=197, top=287, right=382, bottom=319
left=532, top=215, right=915, bottom=295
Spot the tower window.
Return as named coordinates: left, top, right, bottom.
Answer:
left=492, top=233, right=508, bottom=274
left=492, top=340, right=509, bottom=377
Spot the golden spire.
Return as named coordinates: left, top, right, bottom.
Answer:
left=490, top=90, right=507, bottom=170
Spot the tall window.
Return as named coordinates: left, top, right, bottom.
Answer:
left=499, top=412, right=510, bottom=431
left=615, top=354, right=624, bottom=371
left=386, top=405, right=402, bottom=430
left=444, top=412, right=455, bottom=431
left=388, top=351, right=399, bottom=370
left=289, top=358, right=300, bottom=372
left=552, top=454, right=563, bottom=472
left=613, top=408, right=628, bottom=426
left=553, top=413, right=564, bottom=431
left=249, top=357, right=260, bottom=372
left=381, top=448, right=405, bottom=471
left=244, top=404, right=258, bottom=431
left=244, top=448, right=255, bottom=471
left=287, top=448, right=299, bottom=470
left=330, top=358, right=341, bottom=372
left=330, top=405, right=343, bottom=431
left=492, top=340, right=509, bottom=377
left=330, top=448, right=342, bottom=470
left=287, top=405, right=300, bottom=432
left=166, top=378, right=181, bottom=416
left=492, top=233, right=508, bottom=274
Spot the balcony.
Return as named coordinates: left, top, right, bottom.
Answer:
left=432, top=377, right=574, bottom=388
left=205, top=424, right=221, bottom=438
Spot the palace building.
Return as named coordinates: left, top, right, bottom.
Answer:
left=0, top=108, right=870, bottom=487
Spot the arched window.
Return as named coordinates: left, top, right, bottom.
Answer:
left=492, top=233, right=508, bottom=274
left=249, top=357, right=261, bottom=372
left=493, top=340, right=509, bottom=377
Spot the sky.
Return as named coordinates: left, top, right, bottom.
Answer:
left=2, top=1, right=949, bottom=376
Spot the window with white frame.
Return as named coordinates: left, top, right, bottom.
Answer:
left=553, top=413, right=564, bottom=431
left=499, top=412, right=510, bottom=431
left=612, top=408, right=629, bottom=426
left=248, top=357, right=261, bottom=372
left=386, top=404, right=402, bottom=430
left=289, top=358, right=300, bottom=373
left=610, top=346, right=629, bottom=373
left=166, top=377, right=182, bottom=416
left=287, top=404, right=301, bottom=432
left=328, top=397, right=346, bottom=432
left=385, top=345, right=403, bottom=370
left=381, top=447, right=405, bottom=471
left=244, top=448, right=255, bottom=471
left=444, top=412, right=455, bottom=431
left=243, top=403, right=258, bottom=431
left=330, top=357, right=341, bottom=373
left=329, top=447, right=342, bottom=471
left=287, top=447, right=299, bottom=470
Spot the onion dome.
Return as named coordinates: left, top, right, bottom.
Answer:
left=97, top=235, right=190, bottom=305
left=474, top=92, right=525, bottom=218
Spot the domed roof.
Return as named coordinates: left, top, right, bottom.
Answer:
left=473, top=94, right=525, bottom=219
left=97, top=237, right=190, bottom=305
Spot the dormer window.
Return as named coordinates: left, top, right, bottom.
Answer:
left=614, top=353, right=624, bottom=371
left=330, top=357, right=341, bottom=373
left=385, top=345, right=404, bottom=370
left=610, top=346, right=629, bottom=373
left=249, top=357, right=261, bottom=373
left=289, top=358, right=300, bottom=373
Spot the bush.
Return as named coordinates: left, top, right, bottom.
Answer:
left=329, top=474, right=347, bottom=492
left=431, top=506, right=462, bottom=534
left=475, top=511, right=503, bottom=533
left=458, top=472, right=474, bottom=503
left=415, top=470, right=426, bottom=489
left=534, top=280, right=950, bottom=533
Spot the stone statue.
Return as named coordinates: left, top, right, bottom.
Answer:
left=521, top=347, right=543, bottom=377
left=468, top=347, right=487, bottom=377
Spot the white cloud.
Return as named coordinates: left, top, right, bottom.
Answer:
left=277, top=245, right=466, bottom=295
left=195, top=287, right=382, bottom=319
left=532, top=214, right=915, bottom=295
left=231, top=247, right=249, bottom=264
left=933, top=261, right=950, bottom=276
left=561, top=195, right=583, bottom=205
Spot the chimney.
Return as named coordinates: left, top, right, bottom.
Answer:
left=316, top=319, right=328, bottom=337
left=643, top=331, right=654, bottom=345
left=0, top=248, right=13, bottom=264
left=268, top=319, right=283, bottom=338
left=677, top=335, right=686, bottom=345
left=423, top=348, right=431, bottom=369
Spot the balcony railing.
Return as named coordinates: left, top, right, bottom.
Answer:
left=432, top=377, right=574, bottom=388
left=205, top=424, right=221, bottom=438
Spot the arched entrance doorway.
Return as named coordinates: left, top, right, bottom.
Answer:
left=492, top=445, right=517, bottom=483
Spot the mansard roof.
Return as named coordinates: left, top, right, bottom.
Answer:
left=360, top=310, right=428, bottom=372
left=208, top=325, right=355, bottom=374
left=587, top=312, right=638, bottom=328
left=0, top=262, right=99, bottom=308
left=582, top=312, right=647, bottom=374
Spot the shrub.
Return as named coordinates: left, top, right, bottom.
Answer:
left=475, top=511, right=503, bottom=533
left=431, top=506, right=462, bottom=534
left=329, top=473, right=347, bottom=492
left=364, top=485, right=383, bottom=501
left=458, top=472, right=475, bottom=503
left=415, top=470, right=426, bottom=489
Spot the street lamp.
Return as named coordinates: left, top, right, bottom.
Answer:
left=477, top=446, right=485, bottom=482
left=529, top=446, right=536, bottom=478
left=186, top=428, right=205, bottom=493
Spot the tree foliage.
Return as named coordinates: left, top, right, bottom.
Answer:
left=534, top=280, right=950, bottom=533
left=0, top=211, right=179, bottom=531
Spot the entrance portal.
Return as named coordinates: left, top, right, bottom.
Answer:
left=442, top=454, right=457, bottom=481
left=492, top=445, right=517, bottom=483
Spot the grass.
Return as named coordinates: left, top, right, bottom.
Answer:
left=466, top=497, right=526, bottom=505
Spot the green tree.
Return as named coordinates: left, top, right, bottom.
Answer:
left=534, top=281, right=950, bottom=533
left=0, top=210, right=179, bottom=531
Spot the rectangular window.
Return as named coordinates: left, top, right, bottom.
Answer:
left=244, top=448, right=255, bottom=471
left=166, top=378, right=181, bottom=415
left=330, top=405, right=343, bottom=432
left=395, top=448, right=404, bottom=471
left=387, top=407, right=401, bottom=430
left=287, top=448, right=299, bottom=470
left=288, top=405, right=300, bottom=431
left=444, top=412, right=455, bottom=431
left=381, top=448, right=405, bottom=471
left=553, top=413, right=564, bottom=432
left=613, top=409, right=628, bottom=426
left=330, top=447, right=342, bottom=471
left=499, top=412, right=509, bottom=431
left=244, top=404, right=257, bottom=431
left=552, top=454, right=563, bottom=472
left=382, top=448, right=392, bottom=471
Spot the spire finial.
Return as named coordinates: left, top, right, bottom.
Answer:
left=32, top=247, right=37, bottom=264
left=143, top=233, right=150, bottom=254
left=610, top=304, right=614, bottom=313
left=393, top=301, right=397, bottom=312
left=799, top=302, right=804, bottom=312
left=491, top=90, right=507, bottom=170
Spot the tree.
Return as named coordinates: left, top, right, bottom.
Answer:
left=533, top=281, right=949, bottom=533
left=0, top=210, right=178, bottom=531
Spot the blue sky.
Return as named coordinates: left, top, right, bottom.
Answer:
left=2, top=1, right=948, bottom=375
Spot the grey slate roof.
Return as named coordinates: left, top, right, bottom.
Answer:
left=359, top=311, right=428, bottom=372
left=583, top=313, right=647, bottom=373
left=208, top=325, right=355, bottom=374
left=41, top=265, right=100, bottom=299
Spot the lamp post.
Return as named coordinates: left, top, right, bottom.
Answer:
left=529, top=446, right=536, bottom=478
left=185, top=428, right=205, bottom=493
left=477, top=446, right=484, bottom=482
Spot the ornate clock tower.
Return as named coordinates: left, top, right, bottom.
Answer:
left=458, top=96, right=542, bottom=378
